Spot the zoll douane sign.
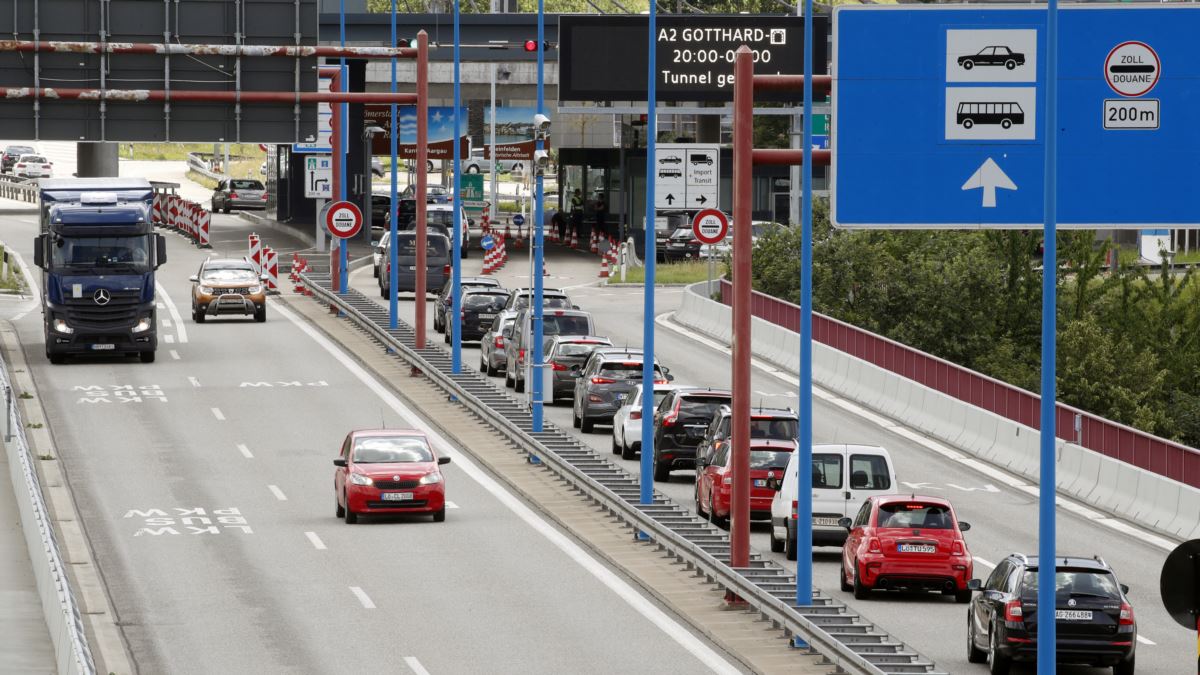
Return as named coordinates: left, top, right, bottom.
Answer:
left=325, top=201, right=363, bottom=239
left=692, top=209, right=729, bottom=245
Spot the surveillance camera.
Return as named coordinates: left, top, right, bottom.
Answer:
left=534, top=113, right=551, bottom=132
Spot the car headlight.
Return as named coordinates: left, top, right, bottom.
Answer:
left=131, top=316, right=152, bottom=333
left=51, top=318, right=73, bottom=334
left=247, top=285, right=263, bottom=294
left=418, top=471, right=443, bottom=485
left=199, top=285, right=214, bottom=295
left=349, top=473, right=373, bottom=486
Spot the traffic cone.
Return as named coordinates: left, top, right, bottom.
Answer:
left=598, top=254, right=609, bottom=279
left=589, top=229, right=599, bottom=254
left=514, top=221, right=524, bottom=249
left=497, top=235, right=507, bottom=269
left=569, top=229, right=579, bottom=249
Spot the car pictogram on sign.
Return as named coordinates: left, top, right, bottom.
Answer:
left=957, top=46, right=1025, bottom=71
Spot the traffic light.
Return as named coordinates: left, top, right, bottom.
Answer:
left=523, top=40, right=551, bottom=52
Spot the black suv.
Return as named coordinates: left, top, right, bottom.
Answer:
left=966, top=554, right=1135, bottom=675
left=695, top=405, right=797, bottom=470
left=446, top=288, right=509, bottom=344
left=651, top=388, right=733, bottom=481
left=434, top=276, right=502, bottom=333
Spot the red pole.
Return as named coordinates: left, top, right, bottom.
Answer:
left=414, top=31, right=429, bottom=349
left=0, top=87, right=417, bottom=104
left=751, top=149, right=832, bottom=167
left=730, top=46, right=754, bottom=571
left=329, top=68, right=342, bottom=296
left=752, top=74, right=832, bottom=94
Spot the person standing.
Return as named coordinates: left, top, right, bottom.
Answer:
left=593, top=193, right=607, bottom=240
left=570, top=188, right=584, bottom=241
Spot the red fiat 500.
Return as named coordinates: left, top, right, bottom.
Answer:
left=840, top=495, right=973, bottom=602
left=333, top=429, right=451, bottom=524
left=696, top=439, right=793, bottom=527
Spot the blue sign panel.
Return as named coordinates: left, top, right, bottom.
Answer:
left=832, top=6, right=1200, bottom=229
left=512, top=214, right=526, bottom=226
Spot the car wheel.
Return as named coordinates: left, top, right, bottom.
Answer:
left=785, top=527, right=797, bottom=560
left=652, top=454, right=670, bottom=482
left=380, top=284, right=388, bottom=299
left=852, top=566, right=871, bottom=600
left=486, top=360, right=499, bottom=377
left=839, top=563, right=853, bottom=591
left=1005, top=59, right=1016, bottom=70
left=612, top=436, right=622, bottom=455
left=515, top=373, right=525, bottom=393
left=444, top=330, right=450, bottom=344
left=224, top=205, right=231, bottom=214
left=963, top=60, right=974, bottom=70
left=373, top=264, right=379, bottom=278
left=1113, top=655, right=1135, bottom=675
left=432, top=508, right=446, bottom=523
left=572, top=408, right=581, bottom=428
left=987, top=626, right=1010, bottom=675
left=967, top=617, right=987, bottom=663
left=709, top=496, right=727, bottom=529
left=343, top=493, right=358, bottom=524
left=955, top=587, right=972, bottom=604
left=48, top=351, right=66, bottom=365
left=770, top=527, right=785, bottom=554
left=621, top=441, right=637, bottom=461
left=254, top=307, right=266, bottom=323
left=506, top=370, right=515, bottom=389
left=579, top=415, right=593, bottom=433
left=479, top=356, right=487, bottom=373
left=335, top=496, right=345, bottom=519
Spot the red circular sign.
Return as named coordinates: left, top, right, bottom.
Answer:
left=258, top=143, right=269, bottom=152
left=325, top=201, right=364, bottom=239
left=1104, top=41, right=1160, bottom=98
left=692, top=209, right=729, bottom=245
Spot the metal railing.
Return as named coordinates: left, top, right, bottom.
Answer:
left=0, top=176, right=38, bottom=203
left=299, top=272, right=927, bottom=675
left=1, top=350, right=95, bottom=674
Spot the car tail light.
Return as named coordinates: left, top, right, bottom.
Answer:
left=630, top=410, right=641, bottom=420
left=1004, top=600, right=1024, bottom=622
left=443, top=264, right=451, bottom=276
left=518, top=349, right=525, bottom=362
left=15, top=163, right=24, bottom=168
left=1119, top=602, right=1134, bottom=625
left=590, top=376, right=615, bottom=385
left=653, top=378, right=669, bottom=384
left=790, top=500, right=798, bottom=520
left=494, top=336, right=504, bottom=348
left=229, top=192, right=239, bottom=199
left=952, top=541, right=965, bottom=555
left=661, top=412, right=677, bottom=427
left=261, top=193, right=269, bottom=200
left=551, top=361, right=569, bottom=371
left=867, top=537, right=881, bottom=554
left=42, top=164, right=51, bottom=169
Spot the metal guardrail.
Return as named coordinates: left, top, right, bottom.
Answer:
left=1, top=347, right=95, bottom=674
left=299, top=271, right=946, bottom=675
left=0, top=175, right=39, bottom=203
left=185, top=152, right=225, bottom=182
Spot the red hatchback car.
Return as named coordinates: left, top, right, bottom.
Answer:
left=695, top=439, right=793, bottom=528
left=839, top=495, right=973, bottom=602
left=333, top=429, right=451, bottom=524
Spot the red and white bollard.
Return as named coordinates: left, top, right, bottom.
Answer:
left=589, top=229, right=599, bottom=254
left=569, top=229, right=579, bottom=249
left=198, top=208, right=211, bottom=248
left=262, top=246, right=279, bottom=293
left=248, top=234, right=261, bottom=274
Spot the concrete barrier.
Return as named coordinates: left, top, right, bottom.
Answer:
left=673, top=282, right=1200, bottom=543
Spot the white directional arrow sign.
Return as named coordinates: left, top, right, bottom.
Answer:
left=961, top=157, right=1018, bottom=208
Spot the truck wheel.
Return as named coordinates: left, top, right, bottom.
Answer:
left=139, top=351, right=156, bottom=363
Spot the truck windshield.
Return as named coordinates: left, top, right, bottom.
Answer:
left=51, top=236, right=150, bottom=274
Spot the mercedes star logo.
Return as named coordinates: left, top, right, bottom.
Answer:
left=93, top=289, right=111, bottom=306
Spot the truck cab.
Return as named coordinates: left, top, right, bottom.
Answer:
left=33, top=178, right=167, bottom=364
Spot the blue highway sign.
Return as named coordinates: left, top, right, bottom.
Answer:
left=832, top=6, right=1200, bottom=229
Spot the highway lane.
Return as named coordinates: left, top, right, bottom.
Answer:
left=349, top=245, right=1192, bottom=674
left=0, top=212, right=743, bottom=675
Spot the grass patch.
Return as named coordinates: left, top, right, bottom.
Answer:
left=186, top=170, right=219, bottom=190
left=0, top=244, right=23, bottom=292
left=120, top=143, right=265, bottom=162
left=18, top=391, right=32, bottom=400
left=611, top=260, right=724, bottom=285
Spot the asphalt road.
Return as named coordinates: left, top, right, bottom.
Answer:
left=0, top=210, right=742, bottom=675
left=349, top=243, right=1193, bottom=675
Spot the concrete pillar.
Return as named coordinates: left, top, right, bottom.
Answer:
left=76, top=142, right=119, bottom=177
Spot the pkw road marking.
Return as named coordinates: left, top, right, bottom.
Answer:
left=155, top=284, right=188, bottom=343
left=350, top=586, right=375, bottom=609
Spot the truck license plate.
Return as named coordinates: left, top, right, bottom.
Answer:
left=90, top=344, right=115, bottom=351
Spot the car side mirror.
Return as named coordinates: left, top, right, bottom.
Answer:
left=572, top=305, right=581, bottom=310
left=570, top=364, right=581, bottom=371
left=188, top=275, right=199, bottom=283
left=33, top=235, right=44, bottom=268
left=371, top=240, right=379, bottom=248
left=333, top=458, right=347, bottom=467
left=666, top=374, right=676, bottom=382
left=967, top=579, right=982, bottom=591
left=1120, top=584, right=1129, bottom=595
left=958, top=521, right=971, bottom=532
left=695, top=457, right=707, bottom=468
left=437, top=456, right=451, bottom=465
left=569, top=371, right=582, bottom=378
left=837, top=517, right=853, bottom=530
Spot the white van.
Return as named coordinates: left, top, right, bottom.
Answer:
left=769, top=443, right=897, bottom=560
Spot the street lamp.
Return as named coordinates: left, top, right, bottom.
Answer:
left=362, top=125, right=385, bottom=244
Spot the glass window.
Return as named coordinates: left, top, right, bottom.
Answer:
left=812, top=453, right=843, bottom=489
left=230, top=180, right=264, bottom=190
left=464, top=293, right=507, bottom=310
left=986, top=561, right=1012, bottom=592
left=600, top=361, right=661, bottom=379
left=553, top=341, right=607, bottom=358
left=51, top=235, right=150, bottom=273
left=201, top=268, right=257, bottom=284
left=751, top=418, right=796, bottom=440
left=544, top=314, right=591, bottom=336
left=1019, top=569, right=1122, bottom=601
left=712, top=442, right=730, bottom=467
left=395, top=235, right=448, bottom=257
left=876, top=502, right=953, bottom=529
left=352, top=436, right=434, bottom=463
left=849, top=454, right=891, bottom=490
left=853, top=500, right=873, bottom=528
left=749, top=448, right=792, bottom=471
left=678, top=395, right=732, bottom=419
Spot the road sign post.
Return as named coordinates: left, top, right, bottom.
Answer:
left=1159, top=540, right=1200, bottom=674
left=325, top=201, right=364, bottom=239
left=692, top=209, right=729, bottom=297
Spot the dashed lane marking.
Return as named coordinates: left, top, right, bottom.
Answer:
left=267, top=485, right=287, bottom=501
left=404, top=657, right=432, bottom=675
left=164, top=334, right=175, bottom=344
left=350, top=586, right=375, bottom=609
left=237, top=443, right=253, bottom=459
left=211, top=407, right=225, bottom=421
left=445, top=501, right=459, bottom=509
left=169, top=350, right=180, bottom=360
left=305, top=531, right=326, bottom=550
left=188, top=376, right=201, bottom=387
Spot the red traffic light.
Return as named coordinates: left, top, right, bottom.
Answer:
left=524, top=40, right=538, bottom=52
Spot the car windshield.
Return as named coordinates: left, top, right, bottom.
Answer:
left=464, top=293, right=507, bottom=311
left=751, top=418, right=797, bottom=440
left=352, top=436, right=434, bottom=463
left=1020, top=569, right=1123, bottom=600
left=877, top=503, right=954, bottom=529
left=395, top=235, right=449, bottom=257
left=428, top=211, right=455, bottom=227
left=51, top=235, right=150, bottom=273
left=230, top=180, right=264, bottom=190
left=202, top=268, right=257, bottom=284
left=6, top=146, right=33, bottom=156
left=749, top=449, right=792, bottom=471
left=544, top=314, right=591, bottom=336
left=678, top=395, right=731, bottom=418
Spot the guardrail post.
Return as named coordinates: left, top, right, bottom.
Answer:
left=5, top=385, right=12, bottom=442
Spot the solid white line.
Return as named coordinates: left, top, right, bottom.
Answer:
left=349, top=586, right=376, bottom=609
left=188, top=376, right=201, bottom=387
left=973, top=556, right=995, bottom=570
left=403, top=656, right=431, bottom=675
left=11, top=311, right=28, bottom=321
left=155, top=283, right=188, bottom=343
left=305, top=531, right=327, bottom=550
left=275, top=300, right=739, bottom=675
left=237, top=443, right=253, bottom=459
left=658, top=311, right=1183, bottom=555
left=267, top=485, right=287, bottom=501
left=444, top=501, right=459, bottom=509
left=1136, top=635, right=1156, bottom=646
left=211, top=407, right=225, bottom=421
left=169, top=349, right=180, bottom=360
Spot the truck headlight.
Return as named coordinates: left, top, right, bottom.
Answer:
left=131, top=316, right=152, bottom=333
left=51, top=318, right=73, bottom=334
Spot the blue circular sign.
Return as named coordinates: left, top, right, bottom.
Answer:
left=481, top=234, right=495, bottom=250
left=512, top=214, right=526, bottom=226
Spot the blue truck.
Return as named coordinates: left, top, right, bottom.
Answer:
left=33, top=178, right=168, bottom=364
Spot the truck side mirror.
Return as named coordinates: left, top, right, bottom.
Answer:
left=155, top=234, right=167, bottom=268
left=33, top=235, right=44, bottom=269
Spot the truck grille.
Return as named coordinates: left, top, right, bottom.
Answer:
left=64, top=290, right=141, bottom=329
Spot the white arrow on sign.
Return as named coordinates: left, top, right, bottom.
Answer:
left=961, top=157, right=1017, bottom=208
